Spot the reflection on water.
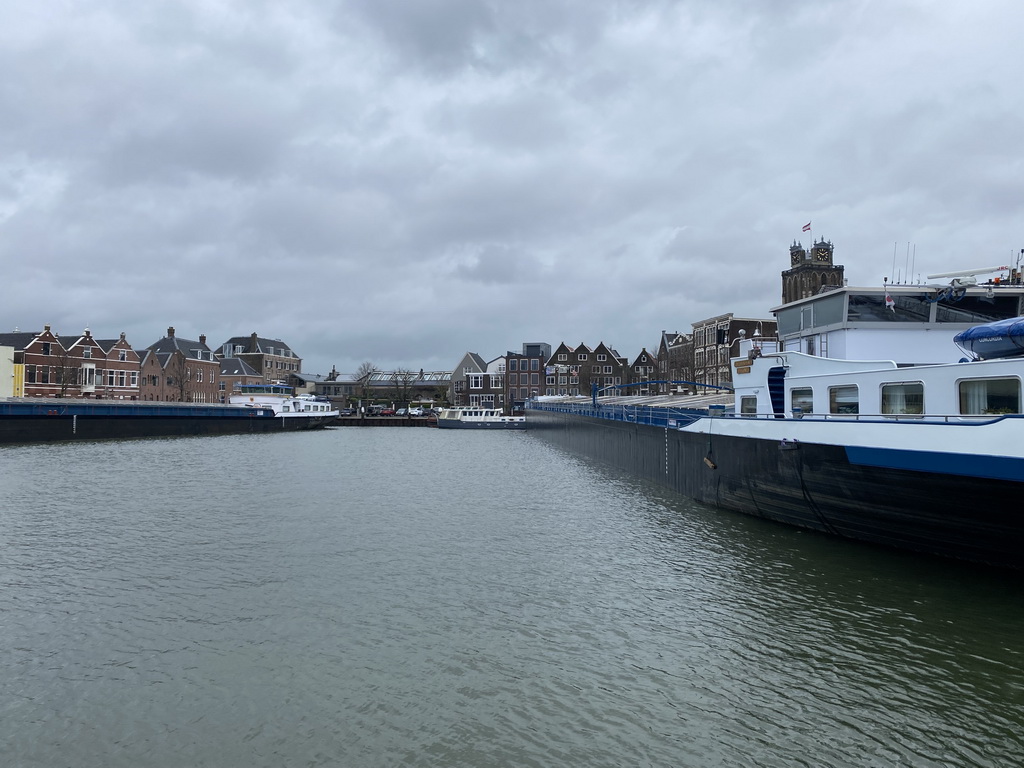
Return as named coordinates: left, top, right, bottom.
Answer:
left=1, top=430, right=1021, bottom=767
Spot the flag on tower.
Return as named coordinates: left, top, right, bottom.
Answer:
left=802, top=222, right=812, bottom=232
left=885, top=291, right=895, bottom=311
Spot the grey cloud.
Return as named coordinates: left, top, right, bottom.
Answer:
left=3, top=0, right=1024, bottom=377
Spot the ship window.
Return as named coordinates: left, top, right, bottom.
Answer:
left=936, top=295, right=1020, bottom=324
left=958, top=377, right=1020, bottom=415
left=881, top=382, right=924, bottom=416
left=739, top=396, right=757, bottom=416
left=828, top=385, right=859, bottom=415
left=791, top=387, right=813, bottom=414
left=847, top=294, right=929, bottom=323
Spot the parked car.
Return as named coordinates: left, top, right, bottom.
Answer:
left=339, top=408, right=355, bottom=416
left=408, top=407, right=424, bottom=416
left=396, top=408, right=407, bottom=416
left=380, top=408, right=396, bottom=416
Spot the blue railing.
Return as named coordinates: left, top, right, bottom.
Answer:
left=529, top=400, right=709, bottom=429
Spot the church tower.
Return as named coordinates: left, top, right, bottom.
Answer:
left=781, top=239, right=845, bottom=303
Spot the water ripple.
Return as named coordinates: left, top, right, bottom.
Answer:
left=1, top=430, right=1022, bottom=767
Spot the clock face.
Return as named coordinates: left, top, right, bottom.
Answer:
left=814, top=249, right=829, bottom=262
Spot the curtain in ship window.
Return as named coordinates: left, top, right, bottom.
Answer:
left=959, top=380, right=989, bottom=414
left=959, top=378, right=1021, bottom=414
left=881, top=383, right=923, bottom=415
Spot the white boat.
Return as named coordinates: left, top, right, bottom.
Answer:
left=229, top=384, right=339, bottom=429
left=528, top=279, right=1024, bottom=570
left=435, top=407, right=526, bottom=429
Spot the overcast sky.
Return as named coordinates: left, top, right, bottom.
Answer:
left=3, top=1, right=1022, bottom=375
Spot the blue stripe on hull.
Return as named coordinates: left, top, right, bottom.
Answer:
left=845, top=446, right=1023, bottom=482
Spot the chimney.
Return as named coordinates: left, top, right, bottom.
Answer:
left=168, top=327, right=175, bottom=338
left=119, top=332, right=125, bottom=341
left=199, top=334, right=206, bottom=345
left=250, top=332, right=258, bottom=351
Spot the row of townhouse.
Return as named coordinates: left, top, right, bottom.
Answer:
left=449, top=341, right=665, bottom=409
left=1, top=325, right=303, bottom=403
left=448, top=312, right=778, bottom=411
left=0, top=326, right=142, bottom=400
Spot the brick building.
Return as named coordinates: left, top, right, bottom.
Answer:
left=139, top=327, right=220, bottom=403
left=0, top=326, right=140, bottom=399
left=216, top=333, right=302, bottom=383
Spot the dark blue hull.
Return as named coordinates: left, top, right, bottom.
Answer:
left=0, top=400, right=331, bottom=443
left=527, top=408, right=1024, bottom=570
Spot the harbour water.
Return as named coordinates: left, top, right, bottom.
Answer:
left=1, top=429, right=1022, bottom=767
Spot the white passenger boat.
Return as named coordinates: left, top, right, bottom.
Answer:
left=229, top=384, right=339, bottom=428
left=435, top=408, right=526, bottom=429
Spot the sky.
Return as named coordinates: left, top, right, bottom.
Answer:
left=3, top=0, right=1023, bottom=376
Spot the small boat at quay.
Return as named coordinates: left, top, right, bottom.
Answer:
left=229, top=383, right=339, bottom=427
left=528, top=279, right=1024, bottom=570
left=435, top=408, right=526, bottom=429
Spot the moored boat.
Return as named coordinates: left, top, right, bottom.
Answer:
left=435, top=407, right=526, bottom=429
left=228, top=383, right=339, bottom=428
left=528, top=281, right=1024, bottom=570
left=0, top=384, right=338, bottom=444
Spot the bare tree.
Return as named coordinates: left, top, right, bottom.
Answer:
left=355, top=361, right=377, bottom=402
left=433, top=385, right=449, bottom=407
left=391, top=368, right=415, bottom=408
left=168, top=352, right=191, bottom=402
left=52, top=342, right=76, bottom=397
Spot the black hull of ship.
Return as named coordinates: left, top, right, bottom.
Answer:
left=0, top=409, right=333, bottom=444
left=527, top=409, right=1023, bottom=570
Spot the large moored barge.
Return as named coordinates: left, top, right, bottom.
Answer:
left=529, top=277, right=1024, bottom=570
